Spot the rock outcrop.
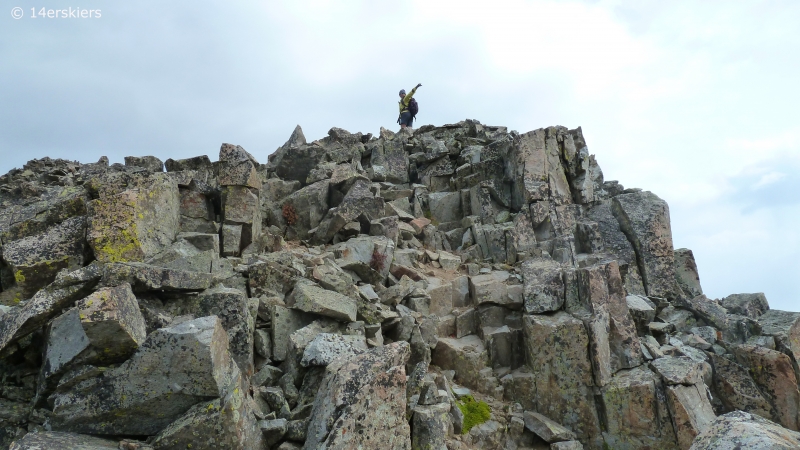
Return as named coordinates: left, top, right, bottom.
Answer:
left=0, top=121, right=796, bottom=449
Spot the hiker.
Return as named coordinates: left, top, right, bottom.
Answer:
left=398, top=83, right=421, bottom=130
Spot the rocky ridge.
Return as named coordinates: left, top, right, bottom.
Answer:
left=0, top=120, right=797, bottom=449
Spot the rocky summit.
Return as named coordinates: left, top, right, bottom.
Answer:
left=0, top=120, right=797, bottom=450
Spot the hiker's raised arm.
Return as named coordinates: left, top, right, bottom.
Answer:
left=404, top=85, right=419, bottom=103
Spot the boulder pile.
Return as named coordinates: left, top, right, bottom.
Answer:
left=0, top=120, right=797, bottom=449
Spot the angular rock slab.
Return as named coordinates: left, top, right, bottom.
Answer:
left=0, top=265, right=100, bottom=354
left=522, top=311, right=603, bottom=446
left=305, top=342, right=411, bottom=449
left=221, top=185, right=261, bottom=252
left=75, top=282, right=147, bottom=352
left=102, top=262, right=212, bottom=292
left=611, top=190, right=680, bottom=299
left=523, top=411, right=576, bottom=443
left=412, top=403, right=450, bottom=450
left=550, top=442, right=584, bottom=450
left=469, top=271, right=520, bottom=308
left=600, top=365, right=678, bottom=449
left=144, top=232, right=219, bottom=274
left=332, top=235, right=395, bottom=283
left=584, top=201, right=645, bottom=296
left=218, top=143, right=261, bottom=189
left=650, top=356, right=704, bottom=386
left=9, top=431, right=118, bottom=449
left=709, top=353, right=775, bottom=421
left=50, top=316, right=239, bottom=435
left=733, top=344, right=800, bottom=431
left=192, top=286, right=255, bottom=377
left=87, top=172, right=179, bottom=263
left=279, top=179, right=330, bottom=240
left=688, top=411, right=800, bottom=450
left=665, top=383, right=716, bottom=449
left=575, top=260, right=644, bottom=381
left=39, top=283, right=147, bottom=397
left=1, top=216, right=88, bottom=300
left=521, top=258, right=564, bottom=314
left=270, top=305, right=314, bottom=362
left=431, top=335, right=489, bottom=391
left=300, top=333, right=367, bottom=367
left=674, top=248, right=703, bottom=298
left=507, top=127, right=571, bottom=209
left=151, top=376, right=264, bottom=450
left=288, top=281, right=357, bottom=322
left=248, top=253, right=304, bottom=297
left=313, top=179, right=385, bottom=245
left=757, top=309, right=800, bottom=368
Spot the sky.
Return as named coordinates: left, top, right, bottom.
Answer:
left=1, top=0, right=798, bottom=311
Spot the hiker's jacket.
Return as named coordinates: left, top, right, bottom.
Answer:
left=399, top=86, right=418, bottom=113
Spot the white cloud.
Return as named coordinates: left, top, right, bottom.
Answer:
left=752, top=172, right=787, bottom=190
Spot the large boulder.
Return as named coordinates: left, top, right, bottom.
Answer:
left=721, top=293, right=769, bottom=319
left=0, top=185, right=87, bottom=245
left=674, top=248, right=703, bottom=298
left=757, top=310, right=800, bottom=371
left=469, top=270, right=521, bottom=309
left=611, top=191, right=680, bottom=299
left=287, top=281, right=357, bottom=323
left=523, top=411, right=577, bottom=443
left=521, top=258, right=564, bottom=314
left=599, top=365, right=678, bottom=449
left=428, top=191, right=463, bottom=224
left=218, top=143, right=260, bottom=189
left=50, top=316, right=240, bottom=435
left=689, top=411, right=800, bottom=450
left=708, top=353, right=774, bottom=420
left=190, top=286, right=255, bottom=377
left=368, top=137, right=409, bottom=184
left=583, top=201, right=645, bottom=296
left=270, top=305, right=314, bottom=362
left=300, top=333, right=368, bottom=367
left=144, top=232, right=220, bottom=274
left=331, top=235, right=394, bottom=283
left=0, top=216, right=88, bottom=302
left=313, top=179, right=385, bottom=244
left=522, top=311, right=602, bottom=446
left=248, top=252, right=305, bottom=298
left=221, top=185, right=261, bottom=255
left=732, top=344, right=800, bottom=431
left=0, top=265, right=100, bottom=354
left=665, top=383, right=716, bottom=448
left=573, top=260, right=643, bottom=385
left=101, top=262, right=213, bottom=292
left=151, top=376, right=264, bottom=450
left=507, top=127, right=572, bottom=209
left=9, top=431, right=118, bottom=449
left=277, top=179, right=330, bottom=240
left=432, top=336, right=489, bottom=391
left=411, top=402, right=450, bottom=450
left=87, top=172, right=179, bottom=263
left=304, top=342, right=411, bottom=449
left=38, top=283, right=146, bottom=400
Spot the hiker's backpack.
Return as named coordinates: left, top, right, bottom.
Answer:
left=408, top=98, right=419, bottom=119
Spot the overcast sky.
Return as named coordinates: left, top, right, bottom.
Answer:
left=1, top=0, right=798, bottom=311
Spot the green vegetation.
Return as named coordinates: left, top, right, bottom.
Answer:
left=457, top=395, right=490, bottom=434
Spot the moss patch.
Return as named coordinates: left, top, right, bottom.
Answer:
left=457, top=395, right=490, bottom=434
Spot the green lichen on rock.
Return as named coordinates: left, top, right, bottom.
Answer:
left=457, top=395, right=490, bottom=434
